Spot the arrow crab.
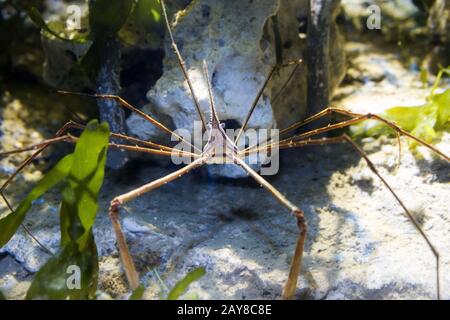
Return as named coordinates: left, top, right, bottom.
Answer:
left=1, top=0, right=448, bottom=299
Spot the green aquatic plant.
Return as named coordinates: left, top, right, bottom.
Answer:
left=151, top=267, right=206, bottom=300
left=0, top=120, right=109, bottom=299
left=350, top=68, right=450, bottom=149
left=129, top=267, right=206, bottom=300
left=27, top=0, right=162, bottom=83
left=167, top=267, right=206, bottom=300
left=27, top=1, right=165, bottom=165
left=129, top=285, right=146, bottom=300
left=0, top=118, right=206, bottom=300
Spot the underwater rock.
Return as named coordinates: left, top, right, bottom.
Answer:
left=127, top=0, right=345, bottom=177
left=39, top=0, right=346, bottom=176
left=41, top=35, right=91, bottom=90
left=127, top=0, right=280, bottom=144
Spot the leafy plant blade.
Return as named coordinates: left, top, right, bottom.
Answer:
left=167, top=267, right=206, bottom=300
left=0, top=154, right=74, bottom=247
left=60, top=120, right=110, bottom=248
left=25, top=235, right=98, bottom=300
left=350, top=88, right=450, bottom=147
left=26, top=120, right=109, bottom=300
left=129, top=285, right=145, bottom=300
left=28, top=7, right=67, bottom=41
left=89, top=0, right=134, bottom=37
left=119, top=0, right=163, bottom=47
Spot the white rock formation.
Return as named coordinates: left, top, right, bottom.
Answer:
left=126, top=0, right=324, bottom=177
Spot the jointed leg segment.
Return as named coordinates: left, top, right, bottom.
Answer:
left=0, top=120, right=194, bottom=256
left=239, top=133, right=443, bottom=299
left=57, top=91, right=201, bottom=154
left=340, top=134, right=441, bottom=300
left=233, top=156, right=307, bottom=299
left=243, top=107, right=450, bottom=163
left=160, top=0, right=207, bottom=130
left=108, top=157, right=206, bottom=290
left=0, top=120, right=84, bottom=254
left=235, top=59, right=303, bottom=144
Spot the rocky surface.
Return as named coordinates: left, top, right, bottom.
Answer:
left=126, top=0, right=345, bottom=177
left=127, top=0, right=281, bottom=141
left=341, top=0, right=450, bottom=72
left=39, top=0, right=346, bottom=176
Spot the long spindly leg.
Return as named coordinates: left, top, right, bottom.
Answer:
left=235, top=59, right=303, bottom=144
left=0, top=123, right=181, bottom=157
left=160, top=0, right=207, bottom=130
left=242, top=135, right=442, bottom=299
left=1, top=190, right=55, bottom=256
left=271, top=63, right=302, bottom=107
left=232, top=156, right=306, bottom=299
left=0, top=120, right=84, bottom=250
left=0, top=135, right=74, bottom=157
left=0, top=131, right=190, bottom=158
left=238, top=136, right=345, bottom=157
left=0, top=120, right=82, bottom=254
left=0, top=120, right=84, bottom=194
left=242, top=107, right=346, bottom=151
left=243, top=108, right=450, bottom=162
left=279, top=107, right=373, bottom=136
left=0, top=120, right=195, bottom=195
left=0, top=125, right=195, bottom=255
left=57, top=91, right=202, bottom=154
left=108, top=156, right=206, bottom=290
left=0, top=133, right=195, bottom=199
left=110, top=133, right=173, bottom=153
left=340, top=134, right=441, bottom=300
left=67, top=135, right=200, bottom=159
